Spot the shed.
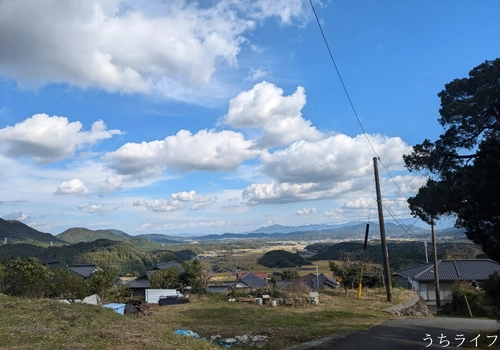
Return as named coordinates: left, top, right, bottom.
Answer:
left=145, top=289, right=177, bottom=304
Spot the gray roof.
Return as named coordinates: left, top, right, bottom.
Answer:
left=300, top=273, right=340, bottom=289
left=240, top=272, right=267, bottom=289
left=398, top=259, right=500, bottom=282
left=156, top=261, right=184, bottom=273
left=67, top=264, right=97, bottom=278
left=126, top=278, right=150, bottom=289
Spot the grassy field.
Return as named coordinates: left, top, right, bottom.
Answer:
left=0, top=287, right=412, bottom=350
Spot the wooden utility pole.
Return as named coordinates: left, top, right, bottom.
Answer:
left=373, top=157, right=393, bottom=303
left=431, top=215, right=441, bottom=308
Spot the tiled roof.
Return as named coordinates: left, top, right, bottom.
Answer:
left=300, top=273, right=340, bottom=289
left=155, top=261, right=184, bottom=273
left=239, top=272, right=267, bottom=289
left=398, top=259, right=500, bottom=282
left=126, top=278, right=150, bottom=289
left=237, top=272, right=268, bottom=280
left=67, top=264, right=97, bottom=278
left=38, top=256, right=60, bottom=265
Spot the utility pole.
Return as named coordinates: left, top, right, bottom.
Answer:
left=431, top=215, right=441, bottom=308
left=373, top=157, right=393, bottom=303
left=424, top=241, right=428, bottom=263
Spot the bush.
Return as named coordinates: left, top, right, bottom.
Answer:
left=481, top=272, right=500, bottom=320
left=441, top=282, right=493, bottom=317
left=4, top=257, right=51, bottom=298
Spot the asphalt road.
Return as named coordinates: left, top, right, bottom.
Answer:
left=287, top=318, right=500, bottom=350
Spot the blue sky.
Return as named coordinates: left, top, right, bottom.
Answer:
left=0, top=0, right=499, bottom=236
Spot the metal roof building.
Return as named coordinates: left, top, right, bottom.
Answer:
left=399, top=259, right=500, bottom=282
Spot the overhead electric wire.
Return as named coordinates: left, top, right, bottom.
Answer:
left=308, top=0, right=418, bottom=229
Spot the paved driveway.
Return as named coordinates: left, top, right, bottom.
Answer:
left=287, top=318, right=500, bottom=350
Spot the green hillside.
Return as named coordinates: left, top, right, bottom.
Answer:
left=0, top=239, right=194, bottom=276
left=258, top=249, right=312, bottom=268
left=57, top=227, right=125, bottom=243
left=105, top=229, right=131, bottom=237
left=56, top=228, right=170, bottom=251
left=0, top=219, right=65, bottom=246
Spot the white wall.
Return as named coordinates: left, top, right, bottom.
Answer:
left=145, top=289, right=177, bottom=303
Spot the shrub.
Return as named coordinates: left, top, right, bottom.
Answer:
left=441, top=281, right=493, bottom=317
left=481, top=272, right=500, bottom=320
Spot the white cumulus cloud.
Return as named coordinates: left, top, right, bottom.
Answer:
left=0, top=114, right=122, bottom=163
left=243, top=133, right=413, bottom=205
left=54, top=178, right=90, bottom=196
left=104, top=129, right=259, bottom=178
left=0, top=0, right=310, bottom=101
left=295, top=207, right=317, bottom=216
left=223, top=81, right=324, bottom=147
left=133, top=190, right=215, bottom=212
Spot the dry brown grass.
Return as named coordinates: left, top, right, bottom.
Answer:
left=0, top=287, right=412, bottom=349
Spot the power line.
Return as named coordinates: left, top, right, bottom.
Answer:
left=308, top=0, right=418, bottom=232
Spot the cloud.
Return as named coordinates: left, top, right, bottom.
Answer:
left=246, top=0, right=310, bottom=25
left=99, top=175, right=124, bottom=193
left=223, top=81, right=324, bottom=147
left=133, top=190, right=215, bottom=213
left=243, top=133, right=413, bottom=205
left=295, top=207, right=317, bottom=216
left=88, top=204, right=105, bottom=214
left=2, top=211, right=31, bottom=222
left=243, top=180, right=357, bottom=205
left=0, top=0, right=309, bottom=100
left=77, top=203, right=89, bottom=210
left=245, top=67, right=269, bottom=81
left=0, top=114, right=122, bottom=163
left=261, top=134, right=410, bottom=184
left=104, top=129, right=259, bottom=177
left=342, top=198, right=376, bottom=209
left=54, top=178, right=90, bottom=196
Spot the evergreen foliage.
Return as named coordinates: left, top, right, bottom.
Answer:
left=149, top=267, right=181, bottom=289
left=258, top=250, right=311, bottom=268
left=4, top=257, right=51, bottom=298
left=404, top=58, right=500, bottom=261
left=281, top=269, right=300, bottom=280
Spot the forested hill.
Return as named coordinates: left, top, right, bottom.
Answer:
left=56, top=228, right=178, bottom=251
left=0, top=218, right=64, bottom=246
left=0, top=239, right=196, bottom=276
left=57, top=227, right=130, bottom=243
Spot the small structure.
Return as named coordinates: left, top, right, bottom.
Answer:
left=309, top=292, right=319, bottom=304
left=398, top=259, right=500, bottom=303
left=103, top=303, right=126, bottom=315
left=126, top=261, right=184, bottom=299
left=238, top=272, right=268, bottom=290
left=67, top=264, right=98, bottom=278
left=37, top=256, right=64, bottom=270
left=300, top=273, right=340, bottom=290
left=145, top=289, right=177, bottom=304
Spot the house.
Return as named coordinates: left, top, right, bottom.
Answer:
left=238, top=272, right=268, bottom=289
left=206, top=272, right=267, bottom=293
left=37, top=256, right=64, bottom=270
left=398, top=259, right=500, bottom=303
left=300, top=273, right=340, bottom=290
left=126, top=261, right=184, bottom=299
left=67, top=264, right=98, bottom=278
left=237, top=271, right=268, bottom=280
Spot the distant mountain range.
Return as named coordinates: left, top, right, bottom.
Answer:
left=0, top=219, right=467, bottom=248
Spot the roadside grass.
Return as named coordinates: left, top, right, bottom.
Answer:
left=0, top=288, right=411, bottom=350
